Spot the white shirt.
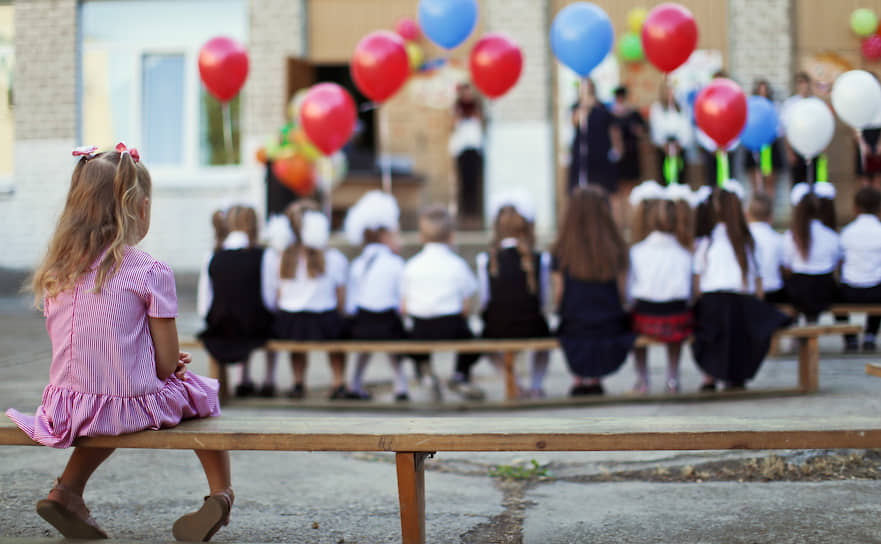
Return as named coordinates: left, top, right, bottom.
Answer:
left=749, top=222, right=784, bottom=292
left=475, top=238, right=551, bottom=310
left=403, top=243, right=477, bottom=318
left=694, top=224, right=759, bottom=294
left=277, top=248, right=348, bottom=313
left=782, top=220, right=842, bottom=275
left=346, top=243, right=405, bottom=315
left=628, top=232, right=693, bottom=302
left=649, top=102, right=694, bottom=148
left=840, top=214, right=881, bottom=287
left=196, top=231, right=280, bottom=319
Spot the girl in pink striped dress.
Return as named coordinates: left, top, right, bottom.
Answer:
left=5, top=145, right=233, bottom=541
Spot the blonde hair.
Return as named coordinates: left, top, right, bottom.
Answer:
left=489, top=206, right=537, bottom=294
left=280, top=199, right=325, bottom=279
left=226, top=205, right=258, bottom=246
left=419, top=204, right=454, bottom=243
left=30, top=151, right=152, bottom=306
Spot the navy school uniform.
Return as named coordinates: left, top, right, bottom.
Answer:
left=839, top=214, right=881, bottom=336
left=554, top=258, right=636, bottom=379
left=692, top=224, right=792, bottom=383
left=273, top=248, right=348, bottom=341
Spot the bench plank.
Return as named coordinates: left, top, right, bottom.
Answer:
left=866, top=363, right=881, bottom=378
left=3, top=416, right=881, bottom=452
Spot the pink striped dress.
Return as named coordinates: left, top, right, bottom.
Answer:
left=6, top=246, right=220, bottom=448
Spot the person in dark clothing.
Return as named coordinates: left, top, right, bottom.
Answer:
left=568, top=79, right=623, bottom=194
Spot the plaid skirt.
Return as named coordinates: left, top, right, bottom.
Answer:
left=631, top=300, right=693, bottom=343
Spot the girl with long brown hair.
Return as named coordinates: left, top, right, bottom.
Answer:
left=197, top=203, right=279, bottom=398
left=692, top=181, right=791, bottom=391
left=274, top=202, right=354, bottom=400
left=782, top=183, right=842, bottom=323
left=9, top=145, right=233, bottom=540
left=477, top=190, right=552, bottom=398
left=628, top=185, right=695, bottom=395
left=552, top=185, right=635, bottom=396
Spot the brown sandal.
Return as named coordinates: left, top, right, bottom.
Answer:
left=172, top=488, right=234, bottom=542
left=36, top=478, right=108, bottom=539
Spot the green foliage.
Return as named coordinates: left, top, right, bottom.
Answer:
left=489, top=459, right=553, bottom=481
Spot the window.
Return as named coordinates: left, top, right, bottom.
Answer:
left=0, top=2, right=13, bottom=187
left=80, top=0, right=246, bottom=176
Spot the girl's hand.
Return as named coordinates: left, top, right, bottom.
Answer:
left=174, top=351, right=192, bottom=381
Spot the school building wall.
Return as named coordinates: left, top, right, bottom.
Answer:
left=0, top=0, right=876, bottom=275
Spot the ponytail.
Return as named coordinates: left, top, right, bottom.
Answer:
left=489, top=206, right=537, bottom=294
left=792, top=194, right=818, bottom=261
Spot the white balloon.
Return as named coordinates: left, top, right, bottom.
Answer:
left=831, top=70, right=881, bottom=128
left=785, top=97, right=835, bottom=159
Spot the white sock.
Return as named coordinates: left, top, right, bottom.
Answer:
left=351, top=353, right=370, bottom=393
left=531, top=351, right=550, bottom=392
left=392, top=356, right=409, bottom=394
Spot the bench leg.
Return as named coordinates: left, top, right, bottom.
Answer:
left=503, top=351, right=519, bottom=401
left=396, top=452, right=431, bottom=544
left=797, top=337, right=819, bottom=393
left=208, top=357, right=229, bottom=403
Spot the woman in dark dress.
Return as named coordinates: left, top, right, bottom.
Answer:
left=450, top=83, right=485, bottom=227
left=743, top=79, right=784, bottom=200
left=552, top=185, right=636, bottom=396
left=568, top=79, right=623, bottom=194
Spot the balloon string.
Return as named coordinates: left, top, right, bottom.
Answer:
left=221, top=102, right=233, bottom=161
left=578, top=76, right=588, bottom=187
left=716, top=150, right=729, bottom=188
left=760, top=145, right=773, bottom=177
left=816, top=154, right=828, bottom=183
left=379, top=105, right=392, bottom=193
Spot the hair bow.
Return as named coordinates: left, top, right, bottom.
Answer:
left=72, top=145, right=98, bottom=160
left=115, top=142, right=140, bottom=163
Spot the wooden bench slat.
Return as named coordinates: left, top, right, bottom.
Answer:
left=3, top=416, right=881, bottom=452
left=777, top=304, right=881, bottom=316
left=866, top=362, right=881, bottom=378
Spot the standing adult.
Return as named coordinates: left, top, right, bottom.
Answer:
left=611, top=85, right=647, bottom=187
left=781, top=72, right=819, bottom=184
left=449, top=83, right=485, bottom=228
left=854, top=73, right=881, bottom=189
left=743, top=79, right=784, bottom=200
left=568, top=79, right=623, bottom=195
left=649, top=80, right=693, bottom=185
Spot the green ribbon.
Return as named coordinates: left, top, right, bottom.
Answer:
left=760, top=145, right=772, bottom=177
left=816, top=154, right=828, bottom=183
left=716, top=150, right=729, bottom=187
left=663, top=155, right=682, bottom=185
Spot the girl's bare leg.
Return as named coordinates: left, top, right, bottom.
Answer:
left=665, top=342, right=683, bottom=393
left=329, top=352, right=346, bottom=389
left=194, top=450, right=231, bottom=495
left=59, top=447, right=115, bottom=495
left=632, top=346, right=648, bottom=393
left=290, top=353, right=307, bottom=387
left=530, top=350, right=550, bottom=397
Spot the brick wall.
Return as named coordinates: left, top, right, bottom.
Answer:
left=729, top=0, right=794, bottom=97
left=14, top=0, right=77, bottom=141
left=244, top=0, right=305, bottom=140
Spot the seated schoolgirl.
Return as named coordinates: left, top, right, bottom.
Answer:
left=477, top=189, right=552, bottom=398
left=782, top=183, right=843, bottom=323
left=692, top=181, right=792, bottom=391
left=274, top=203, right=353, bottom=399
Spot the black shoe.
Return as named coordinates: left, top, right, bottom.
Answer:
left=394, top=392, right=410, bottom=402
left=349, top=389, right=372, bottom=401
left=863, top=341, right=877, bottom=353
left=234, top=381, right=256, bottom=398
left=845, top=340, right=860, bottom=353
left=570, top=383, right=604, bottom=397
left=286, top=383, right=305, bottom=399
left=725, top=382, right=746, bottom=392
left=699, top=382, right=717, bottom=392
left=329, top=385, right=356, bottom=400
left=259, top=384, right=276, bottom=398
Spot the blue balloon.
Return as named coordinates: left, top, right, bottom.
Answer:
left=418, top=0, right=478, bottom=50
left=550, top=3, right=614, bottom=77
left=740, top=96, right=779, bottom=152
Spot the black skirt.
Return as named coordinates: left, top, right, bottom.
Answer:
left=274, top=310, right=345, bottom=341
left=409, top=314, right=478, bottom=366
left=198, top=336, right=267, bottom=365
left=692, top=292, right=792, bottom=383
left=482, top=312, right=551, bottom=339
left=743, top=140, right=783, bottom=171
left=840, top=282, right=881, bottom=303
left=784, top=272, right=839, bottom=321
left=349, top=308, right=406, bottom=341
left=763, top=288, right=789, bottom=304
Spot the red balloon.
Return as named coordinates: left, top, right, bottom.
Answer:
left=272, top=154, right=316, bottom=196
left=641, top=3, right=698, bottom=73
left=694, top=79, right=748, bottom=149
left=469, top=33, right=523, bottom=99
left=396, top=17, right=420, bottom=41
left=351, top=31, right=410, bottom=103
left=299, top=83, right=357, bottom=155
left=863, top=35, right=881, bottom=61
left=198, top=37, right=249, bottom=102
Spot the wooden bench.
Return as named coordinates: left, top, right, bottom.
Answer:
left=777, top=304, right=881, bottom=317
left=2, top=416, right=880, bottom=544
left=865, top=362, right=881, bottom=379
left=184, top=323, right=861, bottom=402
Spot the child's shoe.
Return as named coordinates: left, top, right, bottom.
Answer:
left=665, top=378, right=681, bottom=394
left=36, top=478, right=108, bottom=539
left=447, top=376, right=486, bottom=401
left=863, top=334, right=877, bottom=353
left=631, top=379, right=649, bottom=395
left=173, top=488, right=234, bottom=542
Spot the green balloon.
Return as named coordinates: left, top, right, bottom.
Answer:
left=851, top=8, right=878, bottom=37
left=618, top=32, right=643, bottom=62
